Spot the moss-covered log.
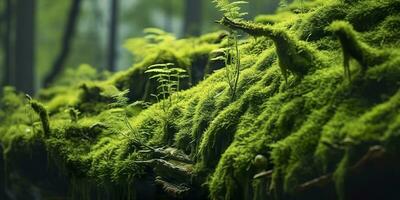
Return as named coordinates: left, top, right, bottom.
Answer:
left=1, top=0, right=400, bottom=199
left=329, top=21, right=389, bottom=80
left=218, top=16, right=317, bottom=83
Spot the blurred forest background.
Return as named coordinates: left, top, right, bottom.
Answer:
left=0, top=0, right=280, bottom=95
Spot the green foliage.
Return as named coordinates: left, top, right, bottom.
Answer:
left=29, top=100, right=50, bottom=137
left=145, top=63, right=188, bottom=112
left=328, top=20, right=388, bottom=82
left=120, top=30, right=224, bottom=101
left=211, top=36, right=241, bottom=102
left=1, top=0, right=400, bottom=199
left=67, top=107, right=80, bottom=123
left=213, top=0, right=248, bottom=20
left=125, top=28, right=177, bottom=63
left=279, top=0, right=288, bottom=8
left=213, top=0, right=247, bottom=101
left=109, top=89, right=130, bottom=108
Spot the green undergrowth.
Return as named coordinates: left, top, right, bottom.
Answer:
left=1, top=0, right=400, bottom=199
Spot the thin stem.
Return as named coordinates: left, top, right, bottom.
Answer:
left=232, top=33, right=240, bottom=101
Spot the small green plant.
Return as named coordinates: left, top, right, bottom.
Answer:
left=25, top=94, right=37, bottom=135
left=124, top=28, right=176, bottom=63
left=213, top=0, right=247, bottom=101
left=213, top=0, right=248, bottom=20
left=28, top=98, right=51, bottom=138
left=211, top=38, right=241, bottom=102
left=109, top=89, right=130, bottom=108
left=144, top=63, right=188, bottom=144
left=66, top=107, right=80, bottom=123
left=123, top=115, right=140, bottom=141
left=279, top=0, right=288, bottom=8
left=145, top=63, right=188, bottom=112
left=279, top=0, right=305, bottom=13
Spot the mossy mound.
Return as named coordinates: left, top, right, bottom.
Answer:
left=1, top=0, right=400, bottom=199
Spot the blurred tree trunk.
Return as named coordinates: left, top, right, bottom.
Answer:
left=90, top=0, right=104, bottom=70
left=44, top=0, right=82, bottom=87
left=183, top=0, right=202, bottom=36
left=164, top=0, right=173, bottom=32
left=0, top=145, right=4, bottom=200
left=106, top=0, right=119, bottom=72
left=14, top=0, right=35, bottom=94
left=2, top=0, right=14, bottom=87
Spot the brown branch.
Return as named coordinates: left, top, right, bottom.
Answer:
left=155, top=176, right=190, bottom=198
left=296, top=174, right=332, bottom=193
left=44, top=0, right=82, bottom=87
left=253, top=170, right=273, bottom=179
left=139, top=146, right=193, bottom=164
left=135, top=159, right=193, bottom=182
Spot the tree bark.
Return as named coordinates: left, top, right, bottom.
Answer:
left=183, top=0, right=202, bottom=36
left=14, top=0, right=35, bottom=95
left=106, top=0, right=119, bottom=72
left=44, top=0, right=82, bottom=87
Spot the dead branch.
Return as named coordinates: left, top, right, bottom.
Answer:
left=139, top=146, right=193, bottom=164
left=253, top=170, right=273, bottom=179
left=155, top=176, right=190, bottom=198
left=135, top=159, right=193, bottom=182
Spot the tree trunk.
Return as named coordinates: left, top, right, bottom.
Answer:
left=0, top=145, right=5, bottom=200
left=90, top=0, right=104, bottom=70
left=106, top=0, right=119, bottom=72
left=164, top=0, right=173, bottom=32
left=183, top=0, right=202, bottom=36
left=14, top=0, right=35, bottom=95
left=44, top=0, right=82, bottom=87
left=2, top=0, right=14, bottom=87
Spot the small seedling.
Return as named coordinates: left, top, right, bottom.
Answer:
left=212, top=0, right=247, bottom=102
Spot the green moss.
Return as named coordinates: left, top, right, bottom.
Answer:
left=255, top=12, right=298, bottom=25
left=1, top=0, right=400, bottom=199
left=362, top=15, right=400, bottom=47
left=346, top=0, right=400, bottom=31
left=329, top=21, right=388, bottom=79
left=298, top=2, right=348, bottom=41
left=29, top=100, right=51, bottom=137
left=198, top=100, right=246, bottom=170
left=219, top=17, right=320, bottom=84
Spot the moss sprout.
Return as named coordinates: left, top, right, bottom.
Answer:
left=29, top=100, right=51, bottom=138
left=218, top=16, right=317, bottom=84
left=328, top=20, right=388, bottom=81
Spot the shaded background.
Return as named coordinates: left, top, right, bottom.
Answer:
left=0, top=0, right=280, bottom=95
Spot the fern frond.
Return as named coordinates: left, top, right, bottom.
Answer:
left=148, top=63, right=174, bottom=68
left=213, top=0, right=248, bottom=20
